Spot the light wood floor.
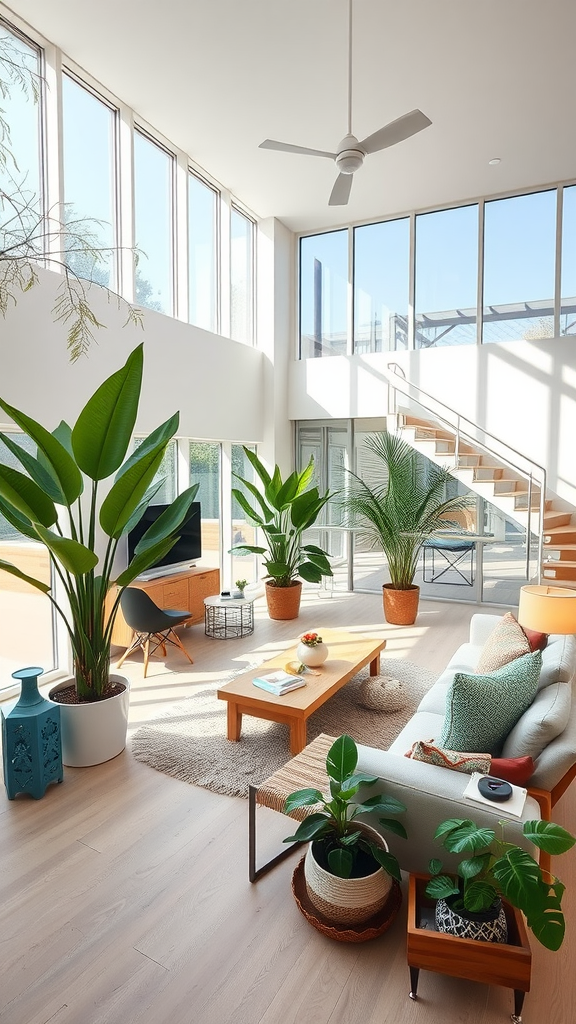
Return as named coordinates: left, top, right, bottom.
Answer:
left=1, top=591, right=574, bottom=1024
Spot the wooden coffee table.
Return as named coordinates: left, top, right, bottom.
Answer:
left=217, top=628, right=385, bottom=755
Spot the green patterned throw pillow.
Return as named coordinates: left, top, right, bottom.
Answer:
left=439, top=649, right=542, bottom=753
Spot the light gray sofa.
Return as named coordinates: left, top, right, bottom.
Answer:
left=356, top=613, right=576, bottom=874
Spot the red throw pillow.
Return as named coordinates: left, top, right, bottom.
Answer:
left=490, top=756, right=535, bottom=786
left=521, top=626, right=548, bottom=652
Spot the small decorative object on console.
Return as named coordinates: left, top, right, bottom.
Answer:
left=296, top=632, right=329, bottom=668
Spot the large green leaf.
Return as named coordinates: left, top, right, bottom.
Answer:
left=491, top=847, right=542, bottom=915
left=34, top=526, right=98, bottom=575
left=443, top=821, right=495, bottom=854
left=458, top=854, right=491, bottom=879
left=0, top=559, right=51, bottom=594
left=425, top=875, right=460, bottom=900
left=241, top=447, right=271, bottom=489
left=296, top=560, right=324, bottom=583
left=283, top=813, right=331, bottom=844
left=122, top=479, right=165, bottom=537
left=0, top=496, right=39, bottom=540
left=522, top=820, right=576, bottom=855
left=284, top=788, right=324, bottom=814
left=230, top=487, right=266, bottom=527
left=352, top=792, right=406, bottom=815
left=134, top=484, right=200, bottom=554
left=462, top=880, right=499, bottom=912
left=326, top=734, right=357, bottom=784
left=369, top=847, right=402, bottom=883
left=0, top=432, right=65, bottom=504
left=376, top=817, right=408, bottom=840
left=99, top=442, right=168, bottom=538
left=72, top=344, right=143, bottom=480
left=327, top=847, right=353, bottom=879
left=433, top=818, right=471, bottom=841
left=290, top=488, right=322, bottom=530
left=114, top=413, right=179, bottom=482
left=234, top=479, right=273, bottom=522
left=0, top=464, right=58, bottom=527
left=115, top=535, right=183, bottom=587
left=0, top=403, right=82, bottom=504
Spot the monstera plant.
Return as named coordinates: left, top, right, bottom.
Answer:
left=0, top=344, right=198, bottom=706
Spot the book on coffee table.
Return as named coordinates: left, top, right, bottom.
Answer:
left=252, top=670, right=306, bottom=695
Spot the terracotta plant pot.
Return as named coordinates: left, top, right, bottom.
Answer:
left=382, top=583, right=420, bottom=625
left=265, top=580, right=302, bottom=620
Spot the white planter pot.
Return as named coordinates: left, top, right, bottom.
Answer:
left=296, top=641, right=329, bottom=667
left=49, top=674, right=130, bottom=767
left=304, top=823, right=392, bottom=925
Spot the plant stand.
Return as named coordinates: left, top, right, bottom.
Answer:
left=407, top=874, right=531, bottom=1023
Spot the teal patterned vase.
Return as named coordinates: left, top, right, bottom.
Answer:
left=1, top=667, right=63, bottom=799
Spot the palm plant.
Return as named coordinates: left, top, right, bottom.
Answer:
left=0, top=344, right=198, bottom=701
left=342, top=431, right=472, bottom=590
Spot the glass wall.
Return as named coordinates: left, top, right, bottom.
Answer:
left=133, top=130, right=174, bottom=314
left=0, top=24, right=42, bottom=253
left=62, top=73, right=117, bottom=287
left=561, top=184, right=576, bottom=336
left=230, top=206, right=254, bottom=344
left=482, top=190, right=556, bottom=342
left=0, top=434, right=55, bottom=688
left=415, top=205, right=478, bottom=348
left=300, top=230, right=348, bottom=357
left=231, top=443, right=258, bottom=586
left=354, top=218, right=409, bottom=353
left=188, top=172, right=218, bottom=332
left=189, top=442, right=221, bottom=569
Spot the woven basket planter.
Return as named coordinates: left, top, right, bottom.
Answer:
left=303, top=822, right=393, bottom=926
left=382, top=584, right=420, bottom=625
left=265, top=580, right=302, bottom=620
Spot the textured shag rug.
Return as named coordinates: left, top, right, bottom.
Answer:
left=130, top=659, right=435, bottom=798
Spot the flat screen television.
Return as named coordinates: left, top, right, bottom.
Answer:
left=128, top=502, right=202, bottom=580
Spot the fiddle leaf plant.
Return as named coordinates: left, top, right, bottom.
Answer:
left=283, top=734, right=407, bottom=880
left=0, top=343, right=198, bottom=701
left=426, top=817, right=576, bottom=951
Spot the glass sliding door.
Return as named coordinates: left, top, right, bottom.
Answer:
left=189, top=442, right=221, bottom=569
left=297, top=422, right=351, bottom=591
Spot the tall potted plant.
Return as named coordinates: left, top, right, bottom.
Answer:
left=230, top=447, right=333, bottom=619
left=341, top=431, right=471, bottom=625
left=0, top=344, right=198, bottom=765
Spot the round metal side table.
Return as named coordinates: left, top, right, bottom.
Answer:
left=204, top=595, right=255, bottom=639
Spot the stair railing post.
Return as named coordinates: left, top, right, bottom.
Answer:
left=526, top=474, right=533, bottom=580
left=538, top=471, right=546, bottom=585
left=455, top=416, right=461, bottom=470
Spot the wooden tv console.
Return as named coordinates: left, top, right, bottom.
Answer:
left=108, top=566, right=220, bottom=648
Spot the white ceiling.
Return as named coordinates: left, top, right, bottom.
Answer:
left=8, top=0, right=576, bottom=233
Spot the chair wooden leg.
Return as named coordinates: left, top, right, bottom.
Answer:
left=143, top=638, right=150, bottom=677
left=169, top=629, right=194, bottom=665
left=116, top=632, right=138, bottom=668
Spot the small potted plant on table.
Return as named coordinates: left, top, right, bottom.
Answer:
left=284, top=734, right=407, bottom=927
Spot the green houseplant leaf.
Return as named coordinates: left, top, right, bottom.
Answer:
left=0, top=463, right=58, bottom=527
left=0, top=403, right=83, bottom=504
left=0, top=558, right=51, bottom=594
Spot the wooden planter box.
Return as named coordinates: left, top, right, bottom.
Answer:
left=407, top=874, right=531, bottom=1022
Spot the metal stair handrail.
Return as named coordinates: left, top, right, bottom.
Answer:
left=386, top=362, right=546, bottom=582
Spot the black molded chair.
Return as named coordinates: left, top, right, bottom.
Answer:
left=116, top=587, right=194, bottom=677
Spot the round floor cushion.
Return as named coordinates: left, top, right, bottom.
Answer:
left=358, top=676, right=408, bottom=713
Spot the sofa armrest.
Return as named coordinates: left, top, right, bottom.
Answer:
left=530, top=711, right=576, bottom=794
left=355, top=743, right=540, bottom=875
left=469, top=613, right=501, bottom=647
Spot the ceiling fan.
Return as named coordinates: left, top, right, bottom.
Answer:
left=259, top=0, right=432, bottom=207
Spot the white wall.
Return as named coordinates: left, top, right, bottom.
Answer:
left=1, top=267, right=265, bottom=443
left=289, top=338, right=576, bottom=506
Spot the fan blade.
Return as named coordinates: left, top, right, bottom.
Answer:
left=259, top=139, right=336, bottom=159
left=359, top=109, right=432, bottom=156
left=329, top=173, right=353, bottom=207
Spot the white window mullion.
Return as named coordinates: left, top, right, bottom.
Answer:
left=174, top=153, right=188, bottom=321
left=220, top=188, right=232, bottom=338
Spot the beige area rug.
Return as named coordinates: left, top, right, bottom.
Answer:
left=131, top=659, right=435, bottom=798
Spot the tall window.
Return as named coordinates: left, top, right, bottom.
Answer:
left=189, top=442, right=220, bottom=569
left=415, top=205, right=478, bottom=348
left=133, top=439, right=177, bottom=503
left=0, top=25, right=42, bottom=253
left=188, top=172, right=218, bottom=332
left=230, top=206, right=254, bottom=344
left=354, top=218, right=409, bottom=353
left=483, top=190, right=556, bottom=342
left=62, top=73, right=117, bottom=287
left=0, top=434, right=55, bottom=685
left=300, top=230, right=348, bottom=358
left=561, top=185, right=576, bottom=336
left=133, top=130, right=174, bottom=314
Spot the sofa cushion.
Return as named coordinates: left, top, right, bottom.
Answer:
left=537, top=633, right=576, bottom=691
left=501, top=681, right=572, bottom=759
left=475, top=612, right=531, bottom=673
left=522, top=626, right=548, bottom=652
left=387, top=710, right=445, bottom=756
left=490, top=756, right=535, bottom=786
left=439, top=650, right=542, bottom=753
left=405, top=741, right=535, bottom=785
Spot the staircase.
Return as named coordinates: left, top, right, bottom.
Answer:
left=397, top=415, right=576, bottom=590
